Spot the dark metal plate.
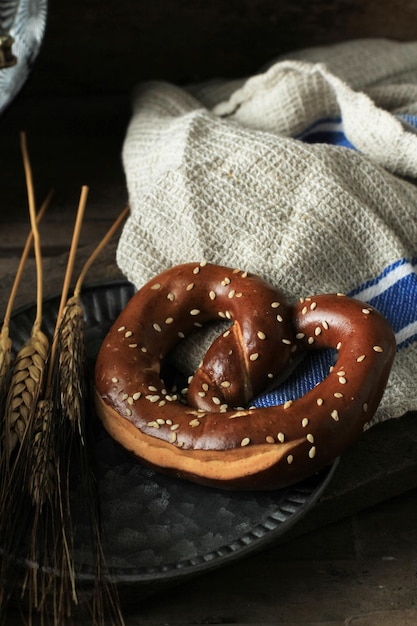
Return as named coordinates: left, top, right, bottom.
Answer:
left=8, top=281, right=337, bottom=593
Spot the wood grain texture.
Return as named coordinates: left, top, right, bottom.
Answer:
left=22, top=0, right=417, bottom=99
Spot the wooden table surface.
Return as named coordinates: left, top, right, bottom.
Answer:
left=1, top=90, right=417, bottom=625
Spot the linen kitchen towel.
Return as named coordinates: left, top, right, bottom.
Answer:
left=117, top=38, right=417, bottom=426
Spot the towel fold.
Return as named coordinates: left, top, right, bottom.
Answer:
left=118, top=38, right=417, bottom=426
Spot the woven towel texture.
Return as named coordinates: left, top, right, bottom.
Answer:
left=118, top=38, right=417, bottom=425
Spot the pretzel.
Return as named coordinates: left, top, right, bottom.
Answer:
left=94, top=262, right=396, bottom=490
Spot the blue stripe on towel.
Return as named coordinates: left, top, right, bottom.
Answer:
left=297, top=115, right=417, bottom=149
left=254, top=257, right=417, bottom=408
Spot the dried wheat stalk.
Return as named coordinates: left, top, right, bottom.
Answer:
left=54, top=205, right=129, bottom=626
left=0, top=137, right=51, bottom=625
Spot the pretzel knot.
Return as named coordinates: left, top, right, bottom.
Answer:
left=94, top=262, right=396, bottom=490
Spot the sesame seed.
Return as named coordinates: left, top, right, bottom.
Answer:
left=282, top=338, right=291, bottom=345
left=225, top=311, right=232, bottom=320
left=302, top=306, right=308, bottom=315
left=111, top=377, right=119, bottom=383
left=334, top=392, right=344, bottom=398
left=200, top=259, right=207, bottom=267
left=363, top=403, right=368, bottom=412
left=310, top=302, right=317, bottom=310
left=186, top=282, right=194, bottom=291
left=170, top=432, right=177, bottom=443
left=339, top=376, right=347, bottom=384
left=308, top=337, right=315, bottom=345
left=250, top=353, right=259, bottom=361
left=117, top=326, right=126, bottom=332
left=228, top=290, right=236, bottom=298
left=151, top=283, right=161, bottom=290
left=287, top=455, right=294, bottom=464
left=373, top=345, right=383, bottom=353
left=125, top=330, right=133, bottom=338
left=147, top=421, right=159, bottom=429
left=336, top=341, right=342, bottom=350
left=316, top=398, right=324, bottom=406
left=126, top=408, right=132, bottom=416
left=212, top=397, right=221, bottom=405
left=241, top=271, right=248, bottom=278
left=147, top=395, right=161, bottom=403
left=362, top=308, right=371, bottom=315
left=257, top=331, right=266, bottom=340
left=236, top=292, right=243, bottom=298
left=178, top=331, right=185, bottom=338
left=223, top=329, right=231, bottom=337
left=198, top=391, right=206, bottom=397
left=167, top=292, right=175, bottom=301
left=277, top=432, right=285, bottom=443
left=271, top=301, right=280, bottom=308
left=322, top=320, right=329, bottom=330
left=122, top=393, right=129, bottom=401
left=129, top=343, right=138, bottom=348
left=266, top=436, right=275, bottom=444
left=159, top=400, right=166, bottom=407
left=166, top=419, right=173, bottom=425
left=302, top=418, right=309, bottom=427
left=221, top=277, right=231, bottom=285
left=218, top=311, right=226, bottom=319
left=170, top=424, right=180, bottom=431
left=308, top=446, right=316, bottom=459
left=156, top=418, right=165, bottom=425
left=202, top=383, right=209, bottom=391
left=165, top=317, right=174, bottom=324
left=337, top=370, right=346, bottom=376
left=221, top=380, right=231, bottom=388
left=141, top=346, right=148, bottom=352
left=277, top=314, right=283, bottom=322
left=315, top=326, right=322, bottom=336
left=307, top=434, right=315, bottom=443
left=193, top=266, right=200, bottom=274
left=148, top=385, right=157, bottom=391
left=357, top=354, right=366, bottom=362
left=228, top=410, right=248, bottom=419
left=296, top=332, right=305, bottom=339
left=190, top=309, right=200, bottom=316
left=220, top=404, right=228, bottom=412
left=209, top=290, right=216, bottom=300
left=127, top=397, right=134, bottom=405
left=189, top=419, right=200, bottom=427
left=331, top=409, right=339, bottom=421
left=153, top=323, right=162, bottom=332
left=241, top=437, right=251, bottom=447
left=283, top=400, right=293, bottom=409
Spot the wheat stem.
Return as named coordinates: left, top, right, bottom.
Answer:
left=74, top=204, right=130, bottom=297
left=20, top=132, right=44, bottom=329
